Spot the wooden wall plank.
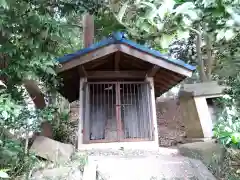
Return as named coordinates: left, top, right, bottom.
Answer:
left=114, top=52, right=120, bottom=71
left=86, top=71, right=146, bottom=79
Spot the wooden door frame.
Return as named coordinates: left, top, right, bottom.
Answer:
left=86, top=81, right=153, bottom=144
left=116, top=82, right=123, bottom=141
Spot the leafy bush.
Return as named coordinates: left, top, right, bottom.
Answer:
left=51, top=110, right=75, bottom=144
left=213, top=80, right=240, bottom=148
left=0, top=139, right=38, bottom=178
left=214, top=115, right=240, bottom=148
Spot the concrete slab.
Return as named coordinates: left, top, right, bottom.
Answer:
left=90, top=155, right=216, bottom=180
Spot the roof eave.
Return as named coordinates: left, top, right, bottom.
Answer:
left=57, top=32, right=196, bottom=73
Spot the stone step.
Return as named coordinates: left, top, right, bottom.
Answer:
left=91, top=156, right=216, bottom=180
left=76, top=147, right=181, bottom=158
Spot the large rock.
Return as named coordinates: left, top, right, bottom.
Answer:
left=30, top=136, right=74, bottom=162
left=178, top=142, right=225, bottom=176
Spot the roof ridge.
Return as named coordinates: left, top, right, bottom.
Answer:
left=109, top=31, right=126, bottom=41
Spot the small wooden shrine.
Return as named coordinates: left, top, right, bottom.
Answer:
left=57, top=32, right=195, bottom=149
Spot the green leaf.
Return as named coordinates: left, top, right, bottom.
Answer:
left=216, top=29, right=225, bottom=41
left=117, top=1, right=129, bottom=23
left=185, top=10, right=199, bottom=20
left=155, top=22, right=164, bottom=31
left=0, top=80, right=6, bottom=88
left=157, top=0, right=176, bottom=20
left=182, top=16, right=192, bottom=26
left=202, top=0, right=216, bottom=8
left=231, top=132, right=240, bottom=144
left=164, top=0, right=176, bottom=11
left=177, top=30, right=190, bottom=40
left=0, top=0, right=8, bottom=9
left=135, top=17, right=145, bottom=28
left=226, top=19, right=235, bottom=27
left=225, top=29, right=236, bottom=41
left=1, top=111, right=9, bottom=120
left=218, top=131, right=232, bottom=138
left=145, top=9, right=157, bottom=22
left=160, top=34, right=175, bottom=49
left=174, top=2, right=195, bottom=15
left=45, top=67, right=56, bottom=75
left=0, top=170, right=9, bottom=179
left=140, top=22, right=151, bottom=33
left=139, top=2, right=156, bottom=9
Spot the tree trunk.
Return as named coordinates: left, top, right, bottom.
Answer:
left=196, top=26, right=208, bottom=82
left=205, top=33, right=214, bottom=81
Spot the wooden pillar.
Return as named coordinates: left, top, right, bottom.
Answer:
left=76, top=13, right=94, bottom=148
left=77, top=78, right=87, bottom=148
left=83, top=13, right=94, bottom=47
left=116, top=82, right=122, bottom=141
left=84, top=84, right=90, bottom=143
left=146, top=77, right=159, bottom=147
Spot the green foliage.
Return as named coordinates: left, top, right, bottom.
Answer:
left=109, top=0, right=240, bottom=78
left=213, top=80, right=240, bottom=149
left=0, top=0, right=104, bottom=178
left=51, top=110, right=73, bottom=143
left=0, top=139, right=38, bottom=178
left=95, top=10, right=126, bottom=41
left=214, top=117, right=240, bottom=148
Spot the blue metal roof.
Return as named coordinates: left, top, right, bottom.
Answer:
left=57, top=32, right=196, bottom=71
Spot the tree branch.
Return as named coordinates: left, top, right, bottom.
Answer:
left=188, top=27, right=201, bottom=36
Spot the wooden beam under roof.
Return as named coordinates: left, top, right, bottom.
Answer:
left=155, top=72, right=182, bottom=85
left=147, top=65, right=160, bottom=77
left=86, top=58, right=108, bottom=69
left=78, top=65, right=87, bottom=77
left=57, top=44, right=118, bottom=73
left=114, top=51, right=120, bottom=71
left=86, top=70, right=146, bottom=79
left=118, top=44, right=193, bottom=77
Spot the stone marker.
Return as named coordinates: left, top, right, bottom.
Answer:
left=30, top=136, right=74, bottom=162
